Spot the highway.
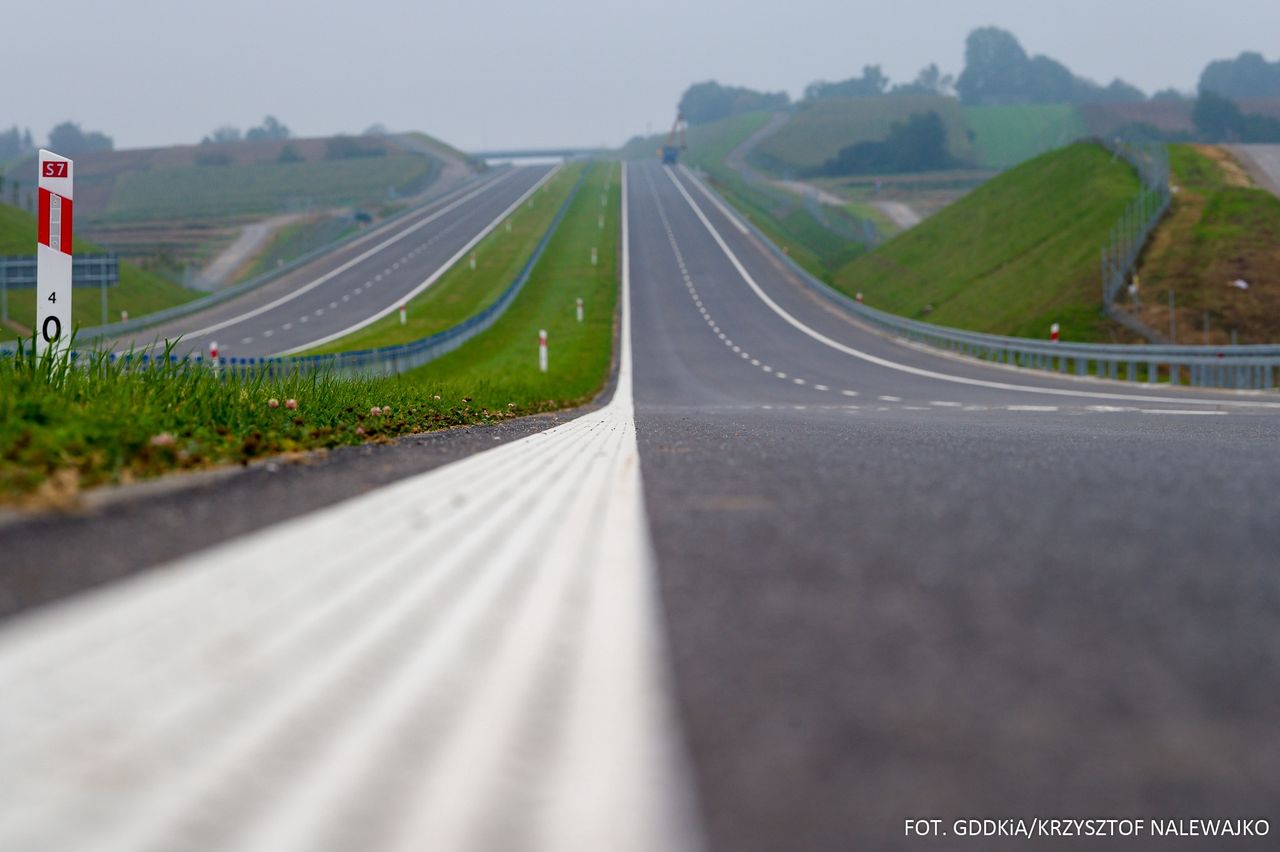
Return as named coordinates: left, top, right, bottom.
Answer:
left=1, top=159, right=1279, bottom=850
left=108, top=163, right=556, bottom=358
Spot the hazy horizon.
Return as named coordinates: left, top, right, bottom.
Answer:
left=3, top=0, right=1278, bottom=153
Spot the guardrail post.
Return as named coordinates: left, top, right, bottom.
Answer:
left=1147, top=362, right=1157, bottom=384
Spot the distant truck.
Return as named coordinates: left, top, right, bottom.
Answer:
left=661, top=145, right=681, bottom=165
left=660, top=113, right=687, bottom=165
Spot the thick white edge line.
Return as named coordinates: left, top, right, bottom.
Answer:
left=665, top=166, right=1280, bottom=410
left=169, top=168, right=521, bottom=343
left=276, top=164, right=562, bottom=355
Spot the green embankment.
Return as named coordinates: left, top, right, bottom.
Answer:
left=833, top=142, right=1140, bottom=341
left=309, top=165, right=580, bottom=353
left=964, top=105, right=1090, bottom=170
left=0, top=203, right=198, bottom=341
left=103, top=154, right=434, bottom=223
left=749, top=96, right=976, bottom=175
left=1134, top=145, right=1280, bottom=344
left=0, top=163, right=621, bottom=503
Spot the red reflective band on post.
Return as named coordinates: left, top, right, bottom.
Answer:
left=37, top=188, right=73, bottom=255
left=38, top=188, right=50, bottom=247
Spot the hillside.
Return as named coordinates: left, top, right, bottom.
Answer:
left=833, top=143, right=1141, bottom=341
left=748, top=96, right=976, bottom=175
left=964, top=105, right=1088, bottom=169
left=1125, top=144, right=1280, bottom=344
left=0, top=202, right=196, bottom=340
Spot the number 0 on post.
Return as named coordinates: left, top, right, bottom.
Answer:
left=36, top=149, right=73, bottom=355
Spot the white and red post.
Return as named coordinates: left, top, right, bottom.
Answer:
left=36, top=150, right=73, bottom=355
left=1050, top=323, right=1061, bottom=343
left=576, top=298, right=583, bottom=322
left=399, top=304, right=407, bottom=325
left=538, top=329, right=548, bottom=373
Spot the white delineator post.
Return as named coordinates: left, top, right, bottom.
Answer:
left=538, top=329, right=548, bottom=373
left=576, top=298, right=584, bottom=322
left=470, top=253, right=477, bottom=271
left=399, top=304, right=407, bottom=325
left=36, top=150, right=73, bottom=355
left=591, top=247, right=598, bottom=266
left=1050, top=323, right=1060, bottom=343
left=209, top=341, right=219, bottom=372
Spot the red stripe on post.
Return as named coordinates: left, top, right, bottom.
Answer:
left=60, top=197, right=73, bottom=255
left=37, top=188, right=50, bottom=248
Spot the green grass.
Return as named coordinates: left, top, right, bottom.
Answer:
left=308, top=165, right=581, bottom=353
left=833, top=142, right=1140, bottom=341
left=964, top=105, right=1089, bottom=170
left=749, top=96, right=976, bottom=175
left=1133, top=145, right=1280, bottom=344
left=0, top=162, right=622, bottom=504
left=235, top=216, right=359, bottom=283
left=405, top=160, right=620, bottom=400
left=102, top=155, right=435, bottom=223
left=0, top=202, right=199, bottom=341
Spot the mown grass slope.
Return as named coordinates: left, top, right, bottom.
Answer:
left=749, top=96, right=975, bottom=175
left=0, top=202, right=197, bottom=340
left=834, top=142, right=1140, bottom=341
left=964, top=105, right=1089, bottom=170
left=1130, top=145, right=1280, bottom=344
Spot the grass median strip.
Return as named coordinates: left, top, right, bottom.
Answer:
left=0, top=162, right=620, bottom=506
left=307, top=164, right=580, bottom=354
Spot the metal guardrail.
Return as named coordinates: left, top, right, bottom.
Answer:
left=69, top=167, right=585, bottom=378
left=686, top=162, right=1280, bottom=392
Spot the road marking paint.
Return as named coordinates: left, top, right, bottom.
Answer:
left=1087, top=405, right=1138, bottom=413
left=762, top=366, right=772, bottom=373
left=1008, top=405, right=1059, bottom=412
left=930, top=401, right=962, bottom=408
left=776, top=372, right=788, bottom=379
left=263, top=329, right=274, bottom=337
left=329, top=302, right=337, bottom=309
left=278, top=167, right=562, bottom=355
left=814, top=384, right=829, bottom=391
left=299, top=316, right=308, bottom=323
left=750, top=359, right=760, bottom=367
left=171, top=170, right=523, bottom=344
left=878, top=395, right=902, bottom=402
left=792, top=378, right=806, bottom=385
left=841, top=390, right=859, bottom=397
left=282, top=323, right=293, bottom=331
left=667, top=167, right=1280, bottom=411
left=241, top=337, right=253, bottom=344
left=315, top=309, right=324, bottom=316
left=1141, top=409, right=1228, bottom=416
left=903, top=406, right=931, bottom=411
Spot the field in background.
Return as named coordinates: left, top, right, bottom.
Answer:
left=833, top=143, right=1140, bottom=342
left=0, top=203, right=197, bottom=341
left=748, top=96, right=976, bottom=175
left=964, top=105, right=1089, bottom=169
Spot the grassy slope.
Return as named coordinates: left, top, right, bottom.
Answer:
left=0, top=203, right=197, bottom=340
left=103, top=155, right=434, bottom=223
left=407, top=161, right=619, bottom=402
left=834, top=143, right=1140, bottom=341
left=749, top=96, right=976, bottom=174
left=0, top=163, right=620, bottom=503
left=964, top=105, right=1089, bottom=170
left=309, top=165, right=579, bottom=353
left=1132, top=145, right=1280, bottom=344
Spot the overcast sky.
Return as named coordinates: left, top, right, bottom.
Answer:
left=4, top=0, right=1277, bottom=152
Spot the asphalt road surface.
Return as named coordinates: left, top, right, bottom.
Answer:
left=629, top=160, right=1280, bottom=850
left=109, top=164, right=555, bottom=357
left=2, top=159, right=1279, bottom=851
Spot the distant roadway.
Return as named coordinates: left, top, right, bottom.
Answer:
left=108, top=164, right=555, bottom=358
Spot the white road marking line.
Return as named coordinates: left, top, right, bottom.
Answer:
left=329, top=302, right=338, bottom=309
left=299, top=316, right=308, bottom=323
left=174, top=170, right=522, bottom=342
left=841, top=390, right=859, bottom=397
left=878, top=395, right=902, bottom=402
left=315, top=309, right=324, bottom=316
left=751, top=359, right=760, bottom=367
left=282, top=323, right=293, bottom=331
left=930, top=401, right=962, bottom=408
left=277, top=167, right=562, bottom=355
left=1008, top=405, right=1060, bottom=412
left=1141, top=409, right=1228, bottom=416
left=776, top=372, right=788, bottom=379
left=762, top=366, right=772, bottom=373
left=263, top=329, right=274, bottom=337
left=814, top=384, right=829, bottom=391
left=666, top=167, right=1280, bottom=411
left=793, top=378, right=806, bottom=385
left=241, top=337, right=253, bottom=345
left=903, top=406, right=931, bottom=411
left=0, top=164, right=696, bottom=852
left=1087, top=405, right=1137, bottom=413
left=342, top=295, right=350, bottom=302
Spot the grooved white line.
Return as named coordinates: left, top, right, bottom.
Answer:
left=172, top=169, right=518, bottom=343
left=665, top=167, right=1280, bottom=410
left=0, top=164, right=696, bottom=852
left=279, top=165, right=561, bottom=354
